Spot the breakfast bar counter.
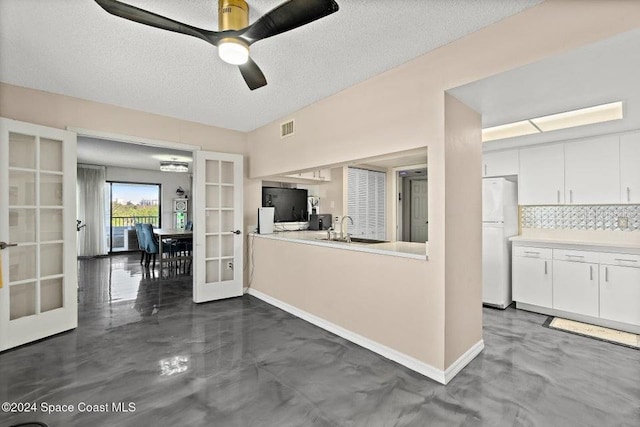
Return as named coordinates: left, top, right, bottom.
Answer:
left=252, top=230, right=428, bottom=260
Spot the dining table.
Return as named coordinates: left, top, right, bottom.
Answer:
left=153, top=228, right=193, bottom=265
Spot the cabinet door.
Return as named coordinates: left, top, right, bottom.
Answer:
left=513, top=256, right=552, bottom=307
left=600, top=265, right=640, bottom=326
left=553, top=260, right=599, bottom=317
left=565, top=136, right=620, bottom=204
left=483, top=150, right=519, bottom=177
left=519, top=144, right=565, bottom=205
left=620, top=132, right=640, bottom=203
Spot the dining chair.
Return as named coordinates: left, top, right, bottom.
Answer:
left=140, top=224, right=173, bottom=269
left=134, top=223, right=147, bottom=265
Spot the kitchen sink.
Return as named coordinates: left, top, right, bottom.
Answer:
left=316, top=237, right=388, bottom=244
left=348, top=237, right=388, bottom=244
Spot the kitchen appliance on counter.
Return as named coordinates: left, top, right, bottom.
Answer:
left=258, top=207, right=275, bottom=234
left=483, top=178, right=518, bottom=309
left=308, top=214, right=333, bottom=230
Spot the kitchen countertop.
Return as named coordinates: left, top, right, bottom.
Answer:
left=510, top=235, right=640, bottom=253
left=252, top=230, right=428, bottom=260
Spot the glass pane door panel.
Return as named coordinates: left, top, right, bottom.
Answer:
left=40, top=173, right=63, bottom=206
left=40, top=138, right=63, bottom=172
left=220, top=187, right=233, bottom=209
left=9, top=208, right=36, bottom=242
left=205, top=160, right=219, bottom=182
left=40, top=209, right=63, bottom=241
left=205, top=211, right=220, bottom=233
left=221, top=161, right=234, bottom=184
left=221, top=258, right=234, bottom=281
left=206, top=235, right=219, bottom=258
left=221, top=211, right=233, bottom=232
left=206, top=260, right=219, bottom=282
left=9, top=170, right=36, bottom=205
left=40, top=278, right=64, bottom=313
left=41, top=243, right=64, bottom=277
left=8, top=133, right=36, bottom=169
left=221, top=235, right=233, bottom=257
left=9, top=245, right=36, bottom=282
left=9, top=283, right=37, bottom=320
left=206, top=185, right=220, bottom=208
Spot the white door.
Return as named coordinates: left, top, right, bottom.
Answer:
left=620, top=132, right=640, bottom=203
left=482, top=178, right=504, bottom=222
left=518, top=144, right=565, bottom=205
left=0, top=118, right=77, bottom=352
left=483, top=150, right=519, bottom=177
left=512, top=253, right=552, bottom=308
left=600, top=264, right=640, bottom=326
left=553, top=260, right=599, bottom=317
left=193, top=151, right=243, bottom=303
left=565, top=136, right=620, bottom=204
left=410, top=180, right=428, bottom=242
left=482, top=224, right=506, bottom=306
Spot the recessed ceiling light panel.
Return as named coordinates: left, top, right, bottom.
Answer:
left=482, top=120, right=540, bottom=142
left=530, top=101, right=623, bottom=132
left=482, top=101, right=624, bottom=142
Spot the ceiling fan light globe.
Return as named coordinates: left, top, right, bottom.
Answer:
left=218, top=39, right=249, bottom=65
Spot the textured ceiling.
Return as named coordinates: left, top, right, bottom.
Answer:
left=449, top=29, right=640, bottom=151
left=0, top=0, right=542, bottom=132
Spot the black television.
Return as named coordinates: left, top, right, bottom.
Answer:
left=262, top=187, right=308, bottom=222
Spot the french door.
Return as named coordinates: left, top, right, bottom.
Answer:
left=0, top=118, right=77, bottom=351
left=193, top=151, right=243, bottom=303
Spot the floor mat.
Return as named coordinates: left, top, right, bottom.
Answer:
left=544, top=317, right=640, bottom=350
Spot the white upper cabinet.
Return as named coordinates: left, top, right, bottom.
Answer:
left=483, top=150, right=519, bottom=177
left=620, top=132, right=640, bottom=203
left=519, top=144, right=565, bottom=205
left=564, top=136, right=620, bottom=204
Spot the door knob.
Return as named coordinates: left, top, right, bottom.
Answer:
left=231, top=230, right=241, bottom=235
left=0, top=242, right=18, bottom=250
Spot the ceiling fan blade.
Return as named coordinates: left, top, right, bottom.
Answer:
left=94, top=0, right=224, bottom=45
left=240, top=0, right=339, bottom=44
left=238, top=58, right=267, bottom=90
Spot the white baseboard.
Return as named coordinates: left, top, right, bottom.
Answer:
left=444, top=339, right=484, bottom=384
left=247, top=288, right=484, bottom=385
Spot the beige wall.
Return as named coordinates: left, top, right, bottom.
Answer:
left=0, top=83, right=248, bottom=154
left=0, top=82, right=263, bottom=276
left=244, top=0, right=640, bottom=373
left=443, top=94, right=483, bottom=366
left=247, top=1, right=640, bottom=179
left=250, top=237, right=444, bottom=369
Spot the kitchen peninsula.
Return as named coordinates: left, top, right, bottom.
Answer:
left=253, top=230, right=428, bottom=260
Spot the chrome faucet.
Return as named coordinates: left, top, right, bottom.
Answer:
left=340, top=216, right=354, bottom=241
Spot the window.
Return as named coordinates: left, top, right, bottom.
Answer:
left=107, top=182, right=161, bottom=252
left=347, top=167, right=386, bottom=240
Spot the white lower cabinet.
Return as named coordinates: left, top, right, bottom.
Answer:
left=552, top=260, right=599, bottom=317
left=513, top=252, right=552, bottom=308
left=599, top=264, right=640, bottom=326
left=513, top=244, right=640, bottom=332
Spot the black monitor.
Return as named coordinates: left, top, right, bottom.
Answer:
left=262, top=187, right=308, bottom=222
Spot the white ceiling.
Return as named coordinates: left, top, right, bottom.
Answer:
left=78, top=136, right=193, bottom=171
left=449, top=29, right=640, bottom=151
left=0, top=0, right=542, bottom=132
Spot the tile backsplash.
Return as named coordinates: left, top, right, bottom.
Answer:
left=521, top=205, right=640, bottom=232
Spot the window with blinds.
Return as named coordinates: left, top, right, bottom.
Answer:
left=347, top=167, right=386, bottom=240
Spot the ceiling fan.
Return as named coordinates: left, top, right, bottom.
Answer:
left=94, top=0, right=339, bottom=90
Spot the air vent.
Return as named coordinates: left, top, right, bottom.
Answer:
left=280, top=120, right=295, bottom=138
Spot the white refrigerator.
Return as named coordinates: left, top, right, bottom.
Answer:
left=482, top=178, right=518, bottom=309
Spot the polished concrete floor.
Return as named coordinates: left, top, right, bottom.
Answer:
left=1, top=254, right=639, bottom=427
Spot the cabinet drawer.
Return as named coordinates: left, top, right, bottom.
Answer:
left=599, top=252, right=640, bottom=267
left=513, top=246, right=552, bottom=259
left=553, top=249, right=599, bottom=263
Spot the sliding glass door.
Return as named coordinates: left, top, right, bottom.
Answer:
left=107, top=182, right=161, bottom=253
